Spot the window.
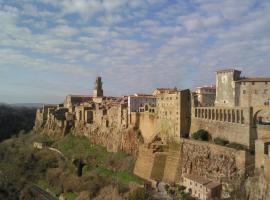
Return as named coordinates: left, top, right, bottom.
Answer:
left=254, top=90, right=258, bottom=94
left=265, top=82, right=268, bottom=85
left=243, top=90, right=246, bottom=94
left=252, top=82, right=255, bottom=85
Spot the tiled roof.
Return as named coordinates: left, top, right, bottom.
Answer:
left=182, top=174, right=221, bottom=189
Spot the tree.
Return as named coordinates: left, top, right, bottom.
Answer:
left=191, top=129, right=209, bottom=141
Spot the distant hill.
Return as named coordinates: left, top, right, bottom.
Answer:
left=0, top=104, right=37, bottom=141
left=10, top=103, right=44, bottom=108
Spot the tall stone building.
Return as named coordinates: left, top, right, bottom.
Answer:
left=93, top=76, right=103, bottom=98
left=155, top=88, right=191, bottom=141
left=215, top=69, right=270, bottom=107
left=215, top=69, right=241, bottom=107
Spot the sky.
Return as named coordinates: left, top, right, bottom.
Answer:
left=0, top=0, right=270, bottom=103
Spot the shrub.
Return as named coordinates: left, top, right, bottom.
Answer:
left=226, top=142, right=247, bottom=151
left=191, top=129, right=209, bottom=141
left=214, top=137, right=229, bottom=146
left=164, top=184, right=170, bottom=191
left=128, top=188, right=150, bottom=200
left=176, top=185, right=186, bottom=191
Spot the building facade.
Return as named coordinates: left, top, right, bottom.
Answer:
left=155, top=88, right=191, bottom=141
left=194, top=86, right=216, bottom=107
left=215, top=69, right=270, bottom=107
left=182, top=174, right=222, bottom=200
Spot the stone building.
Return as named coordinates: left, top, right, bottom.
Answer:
left=155, top=88, right=191, bottom=141
left=129, top=88, right=191, bottom=143
left=34, top=77, right=129, bottom=151
left=93, top=76, right=103, bottom=98
left=182, top=174, right=222, bottom=200
left=191, top=69, right=270, bottom=149
left=128, top=93, right=156, bottom=114
left=215, top=69, right=270, bottom=107
left=64, top=95, right=92, bottom=112
left=194, top=86, right=216, bottom=107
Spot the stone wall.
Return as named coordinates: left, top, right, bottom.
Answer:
left=130, top=112, right=157, bottom=143
left=134, top=139, right=254, bottom=189
left=238, top=81, right=270, bottom=107
left=190, top=107, right=256, bottom=148
left=133, top=146, right=156, bottom=180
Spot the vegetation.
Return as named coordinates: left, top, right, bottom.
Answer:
left=213, top=137, right=249, bottom=152
left=191, top=129, right=209, bottom=141
left=128, top=188, right=150, bottom=200
left=213, top=137, right=229, bottom=146
left=0, top=104, right=36, bottom=142
left=164, top=184, right=197, bottom=200
left=0, top=133, right=144, bottom=199
left=226, top=142, right=248, bottom=151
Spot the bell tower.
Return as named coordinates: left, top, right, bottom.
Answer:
left=93, top=76, right=103, bottom=98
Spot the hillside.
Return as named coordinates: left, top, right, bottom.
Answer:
left=0, top=104, right=36, bottom=142
left=0, top=133, right=146, bottom=200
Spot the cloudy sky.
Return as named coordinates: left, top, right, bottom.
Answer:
left=0, top=0, right=270, bottom=103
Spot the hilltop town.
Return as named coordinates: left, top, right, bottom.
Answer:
left=34, top=69, right=270, bottom=200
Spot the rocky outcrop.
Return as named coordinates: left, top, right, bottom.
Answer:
left=134, top=139, right=253, bottom=196
left=245, top=169, right=270, bottom=200
left=181, top=140, right=240, bottom=180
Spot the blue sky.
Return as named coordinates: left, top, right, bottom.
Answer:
left=0, top=0, right=270, bottom=103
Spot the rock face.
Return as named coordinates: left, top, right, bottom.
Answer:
left=181, top=140, right=240, bottom=180
left=134, top=139, right=254, bottom=195
left=34, top=104, right=142, bottom=156
left=245, top=169, right=270, bottom=200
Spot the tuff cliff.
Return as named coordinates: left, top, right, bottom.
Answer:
left=245, top=169, right=270, bottom=200
left=134, top=139, right=254, bottom=195
left=33, top=104, right=142, bottom=156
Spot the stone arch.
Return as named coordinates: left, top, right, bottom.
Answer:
left=254, top=109, right=270, bottom=125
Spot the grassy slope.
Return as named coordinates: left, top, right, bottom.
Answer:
left=0, top=133, right=143, bottom=200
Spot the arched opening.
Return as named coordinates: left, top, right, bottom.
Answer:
left=254, top=109, right=270, bottom=125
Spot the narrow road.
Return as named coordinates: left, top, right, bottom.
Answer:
left=31, top=184, right=57, bottom=200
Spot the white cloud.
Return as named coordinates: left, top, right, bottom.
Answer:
left=49, top=25, right=79, bottom=37
left=1, top=0, right=270, bottom=102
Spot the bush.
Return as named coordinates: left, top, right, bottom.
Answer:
left=128, top=188, right=150, bottom=200
left=191, top=129, right=209, bottom=141
left=176, top=185, right=186, bottom=191
left=214, top=137, right=229, bottom=146
left=226, top=142, right=247, bottom=151
left=164, top=184, right=170, bottom=191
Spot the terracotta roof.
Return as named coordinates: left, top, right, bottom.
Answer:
left=182, top=174, right=221, bottom=189
left=67, top=94, right=92, bottom=97
left=236, top=77, right=270, bottom=82
left=134, top=93, right=154, bottom=97
left=196, top=86, right=216, bottom=90
left=205, top=181, right=221, bottom=189
left=155, top=88, right=177, bottom=91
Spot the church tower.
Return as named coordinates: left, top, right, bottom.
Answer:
left=93, top=76, right=103, bottom=98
